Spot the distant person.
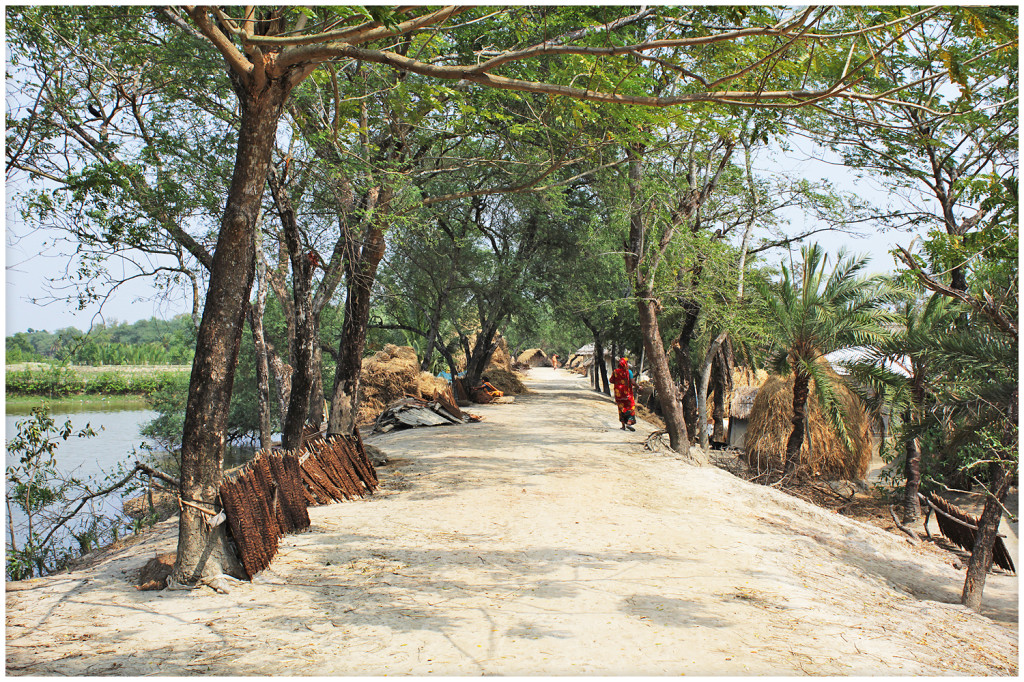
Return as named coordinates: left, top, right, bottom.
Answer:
left=551, top=353, right=559, bottom=369
left=610, top=357, right=637, bottom=431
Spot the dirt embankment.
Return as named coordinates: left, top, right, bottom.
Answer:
left=5, top=368, right=1017, bottom=676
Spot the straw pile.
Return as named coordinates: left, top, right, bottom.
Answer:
left=743, top=370, right=872, bottom=480
left=487, top=334, right=514, bottom=372
left=482, top=368, right=526, bottom=394
left=358, top=344, right=450, bottom=425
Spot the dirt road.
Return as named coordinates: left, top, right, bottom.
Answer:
left=6, top=368, right=1018, bottom=675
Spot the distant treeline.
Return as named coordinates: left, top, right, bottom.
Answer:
left=6, top=315, right=195, bottom=366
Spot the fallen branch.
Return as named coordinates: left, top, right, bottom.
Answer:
left=889, top=505, right=919, bottom=542
left=644, top=430, right=668, bottom=451
left=135, top=461, right=181, bottom=488
left=37, top=463, right=144, bottom=550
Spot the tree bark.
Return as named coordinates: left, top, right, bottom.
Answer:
left=712, top=337, right=734, bottom=443
left=785, top=370, right=811, bottom=470
left=327, top=216, right=388, bottom=436
left=597, top=340, right=610, bottom=395
left=174, top=77, right=291, bottom=584
left=638, top=298, right=698, bottom=459
left=902, top=371, right=928, bottom=523
left=249, top=293, right=273, bottom=450
left=902, top=408, right=923, bottom=523
left=463, top=317, right=503, bottom=391
left=961, top=462, right=1012, bottom=611
left=267, top=168, right=316, bottom=451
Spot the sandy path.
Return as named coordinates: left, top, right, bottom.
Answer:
left=6, top=368, right=1018, bottom=675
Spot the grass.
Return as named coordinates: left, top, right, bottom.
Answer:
left=6, top=364, right=190, bottom=399
left=6, top=394, right=151, bottom=415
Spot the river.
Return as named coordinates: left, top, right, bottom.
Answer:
left=6, top=402, right=159, bottom=481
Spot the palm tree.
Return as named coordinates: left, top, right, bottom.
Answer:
left=848, top=293, right=956, bottom=523
left=755, top=243, right=889, bottom=470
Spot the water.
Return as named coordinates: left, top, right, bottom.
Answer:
left=6, top=404, right=159, bottom=481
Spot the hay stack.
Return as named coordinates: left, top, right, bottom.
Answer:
left=487, top=335, right=513, bottom=372
left=743, top=371, right=872, bottom=480
left=455, top=331, right=512, bottom=373
left=517, top=348, right=550, bottom=367
left=481, top=368, right=527, bottom=394
left=357, top=344, right=427, bottom=425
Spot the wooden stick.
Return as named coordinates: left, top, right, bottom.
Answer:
left=889, top=505, right=919, bottom=542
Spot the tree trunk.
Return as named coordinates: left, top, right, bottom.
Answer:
left=598, top=344, right=610, bottom=396
left=307, top=332, right=325, bottom=430
left=785, top=370, right=811, bottom=470
left=250, top=227, right=273, bottom=450
left=961, top=462, right=1012, bottom=611
left=463, top=317, right=502, bottom=390
left=624, top=148, right=696, bottom=461
left=902, top=372, right=927, bottom=523
left=249, top=306, right=273, bottom=450
left=327, top=219, right=387, bottom=436
left=712, top=338, right=734, bottom=443
left=174, top=79, right=291, bottom=584
left=267, top=168, right=318, bottom=452
left=638, top=299, right=699, bottom=460
left=902, top=408, right=922, bottom=524
left=697, top=331, right=728, bottom=449
left=672, top=303, right=701, bottom=441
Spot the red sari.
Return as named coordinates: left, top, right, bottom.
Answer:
left=610, top=366, right=636, bottom=425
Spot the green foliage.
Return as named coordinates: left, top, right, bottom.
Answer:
left=6, top=405, right=96, bottom=580
left=6, top=365, right=182, bottom=398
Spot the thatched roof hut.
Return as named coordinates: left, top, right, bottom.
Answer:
left=743, top=370, right=873, bottom=480
left=726, top=386, right=759, bottom=448
left=517, top=348, right=550, bottom=367
left=730, top=386, right=759, bottom=420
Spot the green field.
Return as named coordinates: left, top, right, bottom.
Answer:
left=5, top=364, right=189, bottom=399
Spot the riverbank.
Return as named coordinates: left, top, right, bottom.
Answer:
left=6, top=363, right=188, bottom=399
left=6, top=395, right=150, bottom=414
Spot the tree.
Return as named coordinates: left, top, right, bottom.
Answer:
left=756, top=244, right=889, bottom=469
left=849, top=293, right=957, bottom=522
left=808, top=7, right=1018, bottom=293
left=894, top=245, right=1017, bottom=611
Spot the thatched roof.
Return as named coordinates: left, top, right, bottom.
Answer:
left=743, top=368, right=873, bottom=480
left=517, top=348, right=550, bottom=367
left=730, top=386, right=759, bottom=420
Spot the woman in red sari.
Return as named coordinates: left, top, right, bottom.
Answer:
left=610, top=357, right=637, bottom=431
